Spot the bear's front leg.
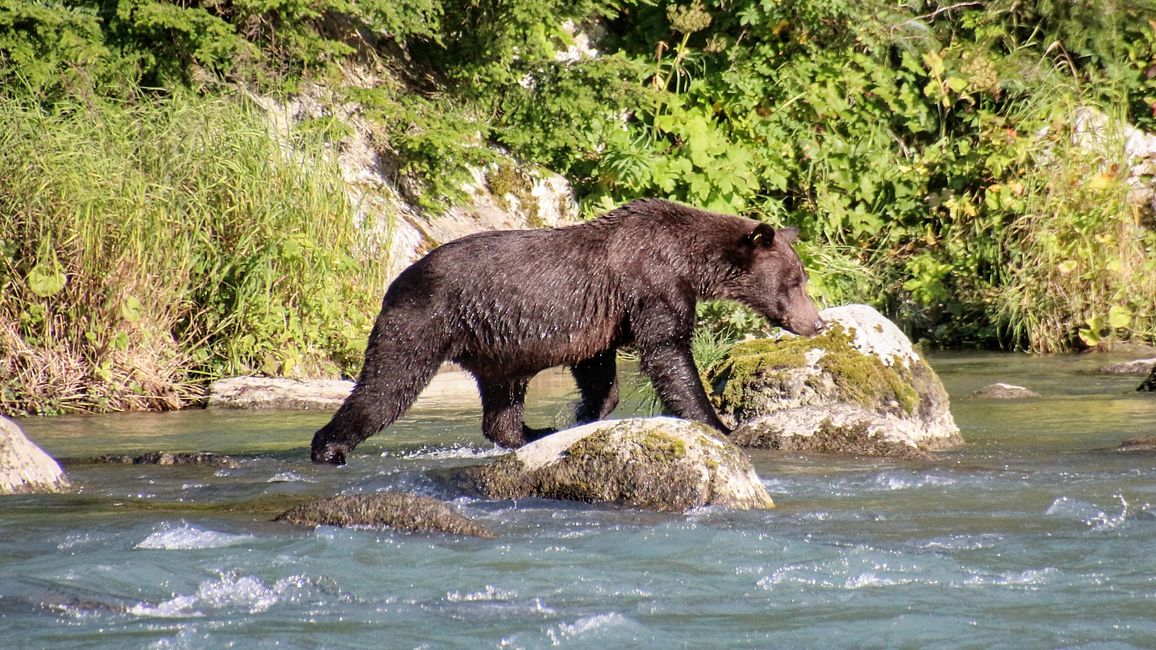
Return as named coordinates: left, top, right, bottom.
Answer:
left=637, top=340, right=730, bottom=434
left=476, top=376, right=533, bottom=448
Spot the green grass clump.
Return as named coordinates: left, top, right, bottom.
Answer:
left=0, top=93, right=386, bottom=415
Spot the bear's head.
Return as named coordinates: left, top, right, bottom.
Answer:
left=724, top=223, right=825, bottom=336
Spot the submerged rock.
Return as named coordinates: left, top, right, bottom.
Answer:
left=471, top=417, right=774, bottom=512
left=1098, top=357, right=1156, bottom=375
left=0, top=416, right=70, bottom=494
left=275, top=492, right=496, bottom=539
left=1116, top=436, right=1156, bottom=453
left=88, top=452, right=239, bottom=468
left=970, top=383, right=1042, bottom=400
left=707, top=304, right=962, bottom=458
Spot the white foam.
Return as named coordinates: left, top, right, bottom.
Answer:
left=546, top=612, right=629, bottom=645
left=129, top=574, right=310, bottom=618
left=446, top=585, right=518, bottom=602
left=136, top=522, right=253, bottom=550
left=267, top=471, right=316, bottom=483
left=399, top=444, right=508, bottom=460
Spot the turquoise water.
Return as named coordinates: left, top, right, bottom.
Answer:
left=4, top=354, right=1156, bottom=649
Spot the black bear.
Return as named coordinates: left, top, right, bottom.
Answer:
left=311, top=198, right=824, bottom=465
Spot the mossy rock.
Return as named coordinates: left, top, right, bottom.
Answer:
left=470, top=418, right=774, bottom=512
left=707, top=304, right=962, bottom=457
left=275, top=492, right=496, bottom=539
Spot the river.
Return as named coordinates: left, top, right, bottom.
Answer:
left=3, top=352, right=1155, bottom=648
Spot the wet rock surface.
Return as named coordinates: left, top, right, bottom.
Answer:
left=708, top=304, right=962, bottom=458
left=0, top=416, right=70, bottom=494
left=471, top=418, right=775, bottom=512
left=85, top=452, right=239, bottom=468
left=970, top=383, right=1042, bottom=400
left=1116, top=436, right=1156, bottom=453
left=275, top=492, right=496, bottom=539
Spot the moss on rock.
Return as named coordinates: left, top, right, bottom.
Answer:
left=706, top=305, right=962, bottom=457
left=707, top=325, right=920, bottom=421
left=470, top=418, right=774, bottom=512
left=275, top=492, right=496, bottom=539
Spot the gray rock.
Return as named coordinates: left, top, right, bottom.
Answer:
left=471, top=417, right=775, bottom=512
left=1098, top=358, right=1156, bottom=375
left=1, top=416, right=70, bottom=494
left=275, top=492, right=496, bottom=539
left=970, top=383, right=1042, bottom=400
left=708, top=304, right=962, bottom=458
left=207, top=366, right=482, bottom=410
left=207, top=377, right=354, bottom=410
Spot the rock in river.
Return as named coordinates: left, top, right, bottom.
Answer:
left=471, top=417, right=774, bottom=512
left=707, top=304, right=962, bottom=459
left=276, top=492, right=496, bottom=539
left=1, top=415, right=70, bottom=494
left=970, top=383, right=1041, bottom=400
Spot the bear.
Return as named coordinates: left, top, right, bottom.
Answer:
left=311, top=198, right=824, bottom=465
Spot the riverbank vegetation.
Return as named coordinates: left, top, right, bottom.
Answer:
left=2, top=0, right=1155, bottom=414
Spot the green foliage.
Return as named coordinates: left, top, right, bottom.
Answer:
left=0, top=93, right=385, bottom=415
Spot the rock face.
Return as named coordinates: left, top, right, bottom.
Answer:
left=1, top=416, right=70, bottom=494
left=1070, top=106, right=1156, bottom=219
left=970, top=383, right=1041, bottom=400
left=472, top=418, right=775, bottom=512
left=707, top=304, right=962, bottom=458
left=250, top=79, right=580, bottom=281
left=275, top=492, right=496, bottom=539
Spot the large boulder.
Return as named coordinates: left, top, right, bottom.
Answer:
left=275, top=492, right=496, bottom=539
left=1, top=416, right=70, bottom=494
left=707, top=304, right=962, bottom=458
left=471, top=417, right=774, bottom=512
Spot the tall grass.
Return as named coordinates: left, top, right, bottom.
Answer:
left=991, top=61, right=1156, bottom=352
left=0, top=93, right=386, bottom=415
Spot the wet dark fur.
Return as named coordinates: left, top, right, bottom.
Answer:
left=312, top=198, right=823, bottom=464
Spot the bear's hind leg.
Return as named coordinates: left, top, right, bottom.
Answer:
left=571, top=349, right=619, bottom=424
left=476, top=376, right=536, bottom=448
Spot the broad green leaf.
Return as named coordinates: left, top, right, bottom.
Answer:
left=1108, top=305, right=1133, bottom=329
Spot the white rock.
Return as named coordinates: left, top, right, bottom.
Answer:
left=1, top=416, right=70, bottom=494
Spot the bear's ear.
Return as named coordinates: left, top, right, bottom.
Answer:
left=744, top=223, right=778, bottom=248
